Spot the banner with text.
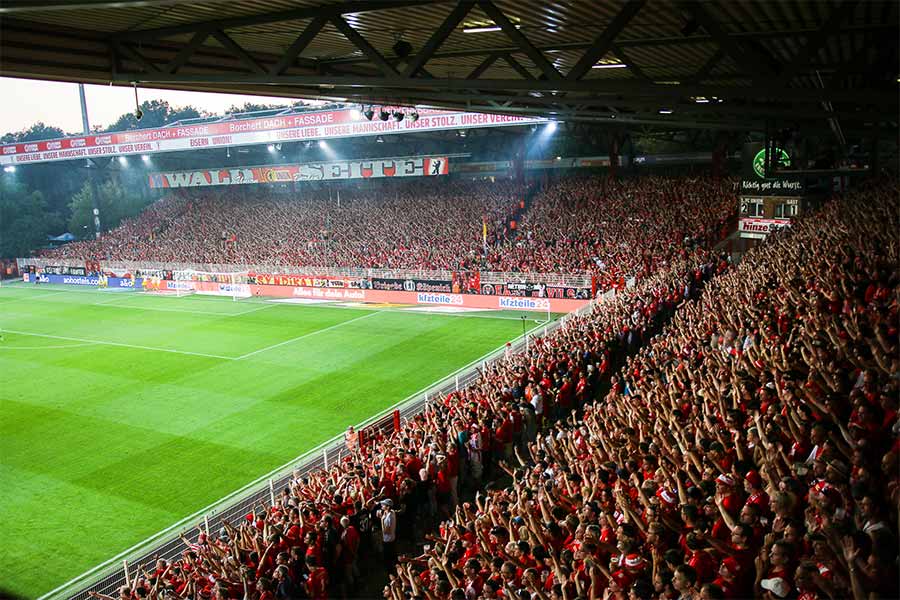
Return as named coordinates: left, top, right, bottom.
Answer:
left=37, top=264, right=87, bottom=276
left=148, top=156, right=449, bottom=188
left=740, top=142, right=805, bottom=196
left=1, top=108, right=543, bottom=166
left=738, top=218, right=793, bottom=239
left=36, top=274, right=140, bottom=289
left=370, top=277, right=453, bottom=294
left=480, top=281, right=591, bottom=300
left=251, top=273, right=365, bottom=289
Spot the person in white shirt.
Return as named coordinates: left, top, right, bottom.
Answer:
left=378, top=498, right=397, bottom=568
left=531, top=391, right=544, bottom=429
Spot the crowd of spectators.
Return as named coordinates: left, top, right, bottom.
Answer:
left=496, top=176, right=736, bottom=289
left=376, top=181, right=898, bottom=600
left=88, top=179, right=897, bottom=600
left=43, top=175, right=735, bottom=286
left=43, top=179, right=521, bottom=271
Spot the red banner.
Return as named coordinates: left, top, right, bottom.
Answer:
left=738, top=217, right=792, bottom=239
left=0, top=108, right=543, bottom=166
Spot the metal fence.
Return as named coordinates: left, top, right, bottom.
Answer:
left=16, top=258, right=594, bottom=289
left=39, top=299, right=597, bottom=600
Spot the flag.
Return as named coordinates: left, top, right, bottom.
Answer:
left=482, top=217, right=488, bottom=253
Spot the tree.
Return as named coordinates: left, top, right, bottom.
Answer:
left=68, top=178, right=151, bottom=238
left=1, top=123, right=84, bottom=222
left=0, top=122, right=68, bottom=144
left=0, top=177, right=63, bottom=258
left=105, top=100, right=204, bottom=132
left=225, top=102, right=290, bottom=114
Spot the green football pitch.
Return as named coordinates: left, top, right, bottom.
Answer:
left=0, top=282, right=549, bottom=598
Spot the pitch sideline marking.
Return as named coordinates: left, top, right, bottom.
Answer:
left=231, top=303, right=277, bottom=316
left=2, top=330, right=237, bottom=361
left=236, top=311, right=378, bottom=360
left=0, top=342, right=98, bottom=351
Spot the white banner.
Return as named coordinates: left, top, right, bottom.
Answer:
left=738, top=217, right=792, bottom=239
left=148, top=156, right=449, bottom=188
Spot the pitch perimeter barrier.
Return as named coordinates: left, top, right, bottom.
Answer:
left=24, top=273, right=143, bottom=289
left=38, top=293, right=601, bottom=600
left=16, top=258, right=595, bottom=291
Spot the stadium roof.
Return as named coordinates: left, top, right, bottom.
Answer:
left=1, top=0, right=897, bottom=132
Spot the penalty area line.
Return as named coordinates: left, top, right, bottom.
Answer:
left=2, top=329, right=237, bottom=361
left=236, top=311, right=377, bottom=360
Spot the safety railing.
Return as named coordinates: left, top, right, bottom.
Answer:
left=17, top=258, right=594, bottom=290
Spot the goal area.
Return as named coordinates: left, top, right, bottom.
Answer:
left=138, top=270, right=251, bottom=301
left=181, top=270, right=252, bottom=301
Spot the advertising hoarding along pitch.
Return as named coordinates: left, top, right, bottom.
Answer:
left=0, top=108, right=544, bottom=166
left=148, top=156, right=449, bottom=188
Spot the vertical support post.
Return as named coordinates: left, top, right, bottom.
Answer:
left=204, top=515, right=210, bottom=536
left=269, top=479, right=276, bottom=506
left=455, top=374, right=459, bottom=391
left=79, top=84, right=102, bottom=240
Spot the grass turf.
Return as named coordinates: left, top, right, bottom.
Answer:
left=0, top=283, right=544, bottom=598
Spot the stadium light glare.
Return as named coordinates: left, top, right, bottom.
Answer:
left=658, top=108, right=674, bottom=114
left=267, top=144, right=276, bottom=152
left=318, top=140, right=327, bottom=148
left=118, top=156, right=128, bottom=166
left=3, top=165, right=15, bottom=173
left=141, top=155, right=150, bottom=162
left=592, top=62, right=627, bottom=69
left=547, top=121, right=558, bottom=132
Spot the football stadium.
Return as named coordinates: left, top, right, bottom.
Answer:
left=0, top=2, right=898, bottom=600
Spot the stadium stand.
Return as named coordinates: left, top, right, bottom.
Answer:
left=44, top=175, right=735, bottom=286
left=82, top=179, right=899, bottom=600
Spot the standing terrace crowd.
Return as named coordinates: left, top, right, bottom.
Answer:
left=43, top=175, right=734, bottom=291
left=89, top=178, right=896, bottom=600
